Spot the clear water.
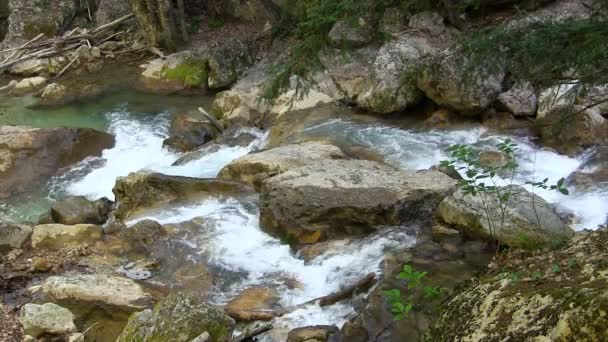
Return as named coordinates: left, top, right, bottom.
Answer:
left=2, top=93, right=606, bottom=340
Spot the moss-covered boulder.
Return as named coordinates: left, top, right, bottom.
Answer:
left=117, top=292, right=235, bottom=342
left=431, top=228, right=608, bottom=341
left=140, top=51, right=209, bottom=94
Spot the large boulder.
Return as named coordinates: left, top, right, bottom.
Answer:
left=19, top=303, right=77, bottom=337
left=417, top=53, right=505, bottom=115
left=50, top=196, right=113, bottom=225
left=31, top=224, right=103, bottom=250
left=112, top=172, right=254, bottom=220
left=30, top=274, right=153, bottom=313
left=357, top=36, right=434, bottom=114
left=0, top=222, right=32, bottom=251
left=0, top=126, right=115, bottom=199
left=162, top=113, right=221, bottom=152
left=328, top=17, right=374, bottom=48
left=140, top=50, right=209, bottom=94
left=207, top=38, right=255, bottom=89
left=319, top=47, right=376, bottom=102
left=218, top=142, right=346, bottom=190
left=537, top=104, right=608, bottom=156
left=260, top=160, right=456, bottom=243
left=431, top=228, right=608, bottom=341
left=497, top=82, right=538, bottom=116
left=117, top=292, right=235, bottom=342
left=408, top=11, right=446, bottom=36
left=438, top=187, right=574, bottom=248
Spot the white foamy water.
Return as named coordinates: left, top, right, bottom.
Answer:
left=128, top=198, right=415, bottom=340
left=303, top=119, right=608, bottom=230
left=51, top=109, right=266, bottom=200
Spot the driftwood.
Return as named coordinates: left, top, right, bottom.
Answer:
left=198, top=107, right=225, bottom=133
left=0, top=13, right=137, bottom=73
left=230, top=323, right=273, bottom=342
left=225, top=273, right=377, bottom=322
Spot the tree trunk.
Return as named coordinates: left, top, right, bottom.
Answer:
left=127, top=0, right=182, bottom=51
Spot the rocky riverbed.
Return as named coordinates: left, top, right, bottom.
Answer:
left=1, top=0, right=607, bottom=341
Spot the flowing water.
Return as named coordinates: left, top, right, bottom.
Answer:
left=2, top=93, right=607, bottom=340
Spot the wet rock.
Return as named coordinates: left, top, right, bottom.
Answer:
left=140, top=50, right=209, bottom=94
left=112, top=172, right=254, bottom=220
left=95, top=0, right=133, bottom=25
left=8, top=57, right=67, bottom=77
left=417, top=52, right=505, bottom=115
left=163, top=113, right=221, bottom=152
left=50, top=196, right=113, bottom=225
left=0, top=222, right=32, bottom=252
left=537, top=104, right=608, bottom=156
left=19, top=303, right=77, bottom=337
left=328, top=17, right=373, bottom=48
left=31, top=274, right=153, bottom=313
left=422, top=108, right=458, bottom=129
left=218, top=142, right=346, bottom=191
left=431, top=228, right=608, bottom=341
left=481, top=110, right=537, bottom=135
left=478, top=150, right=510, bottom=169
left=0, top=126, right=115, bottom=199
left=122, top=219, right=164, bottom=252
left=31, top=224, right=102, bottom=250
left=260, top=160, right=456, bottom=243
left=12, top=76, right=47, bottom=95
left=566, top=145, right=608, bottom=190
left=117, top=292, right=235, bottom=342
left=287, top=325, right=341, bottom=342
left=497, top=82, right=537, bottom=116
left=408, top=11, right=446, bottom=36
left=40, top=83, right=68, bottom=106
left=207, top=38, right=255, bottom=89
left=171, top=130, right=258, bottom=166
left=438, top=186, right=574, bottom=248
left=225, top=287, right=281, bottom=321
left=431, top=224, right=462, bottom=243
left=319, top=47, right=375, bottom=102
left=357, top=36, right=434, bottom=114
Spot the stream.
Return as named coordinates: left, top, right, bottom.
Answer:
left=2, top=93, right=607, bottom=340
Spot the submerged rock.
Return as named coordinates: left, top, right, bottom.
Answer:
left=260, top=159, right=456, bottom=243
left=50, top=196, right=113, bottom=225
left=438, top=187, right=573, bottom=248
left=19, top=303, right=77, bottom=337
left=31, top=224, right=102, bottom=250
left=117, top=292, right=235, bottom=342
left=431, top=228, right=608, bottom=341
left=218, top=142, right=346, bottom=191
left=0, top=126, right=115, bottom=199
left=11, top=76, right=47, bottom=95
left=112, top=172, right=254, bottom=220
left=287, top=325, right=341, bottom=342
left=31, top=274, right=153, bottom=313
left=40, top=83, right=68, bottom=106
left=0, top=222, right=32, bottom=252
left=162, top=113, right=221, bottom=152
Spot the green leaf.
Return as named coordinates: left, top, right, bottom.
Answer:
left=559, top=187, right=569, bottom=195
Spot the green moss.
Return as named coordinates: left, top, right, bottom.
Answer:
left=162, top=60, right=208, bottom=88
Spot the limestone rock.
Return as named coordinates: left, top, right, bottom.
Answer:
left=497, top=82, right=538, bottom=116
left=357, top=36, right=434, bottom=113
left=319, top=47, right=376, bottom=102
left=40, top=83, right=68, bottom=106
left=140, top=50, right=209, bottom=94
left=0, top=222, right=32, bottom=251
left=225, top=287, right=281, bottom=321
left=31, top=224, right=102, bottom=250
left=12, top=76, right=47, bottom=95
left=8, top=57, right=67, bottom=77
left=50, top=196, right=113, bottom=225
left=431, top=228, right=608, bottom=341
left=0, top=126, right=115, bottom=199
left=438, top=187, right=574, bottom=248
left=417, top=53, right=505, bottom=115
left=112, top=172, right=254, bottom=220
left=31, top=274, right=153, bottom=312
left=207, top=38, right=255, bottom=89
left=537, top=104, right=608, bottom=156
left=172, top=130, right=259, bottom=166
left=218, top=142, right=346, bottom=190
left=19, top=303, right=77, bottom=337
left=117, top=292, right=235, bottom=342
left=408, top=11, right=446, bottom=36
left=260, top=159, right=456, bottom=242
left=328, top=17, right=373, bottom=48
left=162, top=113, right=221, bottom=152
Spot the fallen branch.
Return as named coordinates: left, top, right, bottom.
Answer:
left=92, top=13, right=135, bottom=34
left=198, top=107, right=225, bottom=133
left=230, top=323, right=273, bottom=342
left=54, top=46, right=83, bottom=79
left=318, top=272, right=377, bottom=306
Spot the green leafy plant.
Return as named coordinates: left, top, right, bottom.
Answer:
left=551, top=263, right=562, bottom=274
left=440, top=140, right=569, bottom=250
left=384, top=264, right=443, bottom=320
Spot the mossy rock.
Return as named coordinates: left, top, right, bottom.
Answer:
left=117, top=292, right=235, bottom=342
left=162, top=59, right=208, bottom=88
